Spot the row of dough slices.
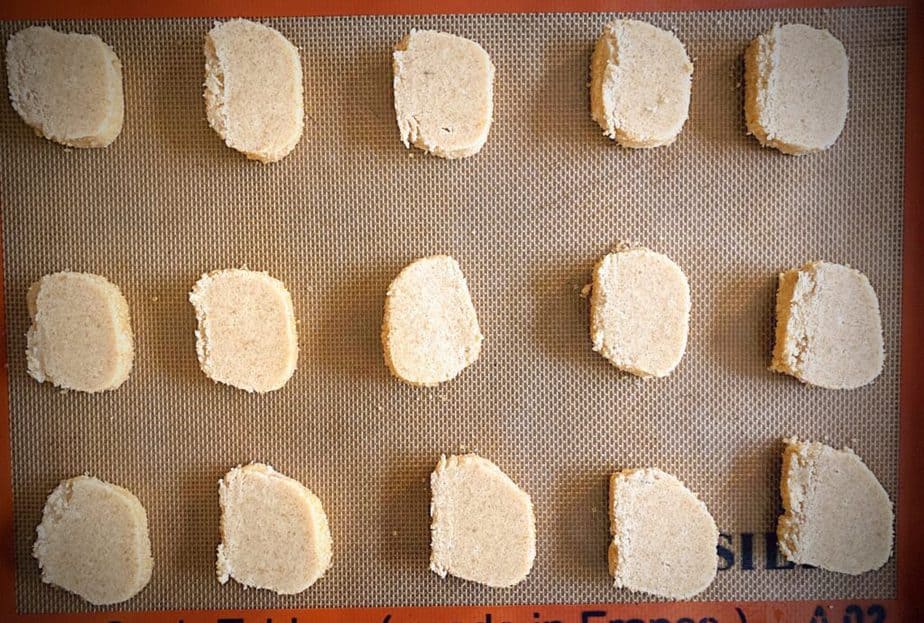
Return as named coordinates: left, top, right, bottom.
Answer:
left=6, top=19, right=849, bottom=159
left=34, top=439, right=893, bottom=605
left=25, top=251, right=884, bottom=394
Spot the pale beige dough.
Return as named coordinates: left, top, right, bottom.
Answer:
left=26, top=272, right=134, bottom=392
left=777, top=438, right=893, bottom=574
left=382, top=255, right=483, bottom=386
left=204, top=19, right=304, bottom=163
left=590, top=20, right=693, bottom=148
left=33, top=475, right=153, bottom=605
left=189, top=269, right=298, bottom=393
left=745, top=23, right=849, bottom=154
left=590, top=248, right=690, bottom=377
left=393, top=30, right=495, bottom=158
left=771, top=261, right=883, bottom=389
left=430, top=454, right=535, bottom=588
left=217, top=463, right=332, bottom=594
left=6, top=26, right=124, bottom=148
left=609, top=468, right=718, bottom=599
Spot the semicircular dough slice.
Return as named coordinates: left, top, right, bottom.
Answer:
left=382, top=255, right=483, bottom=386
left=609, top=468, right=718, bottom=599
left=430, top=454, right=536, bottom=588
left=217, top=463, right=333, bottom=594
left=590, top=248, right=690, bottom=377
left=26, top=272, right=134, bottom=392
left=590, top=20, right=693, bottom=148
left=778, top=439, right=893, bottom=574
left=745, top=23, right=849, bottom=155
left=33, top=475, right=153, bottom=605
left=204, top=19, right=304, bottom=163
left=189, top=269, right=299, bottom=393
left=6, top=26, right=124, bottom=148
left=771, top=261, right=883, bottom=389
left=393, top=30, right=495, bottom=158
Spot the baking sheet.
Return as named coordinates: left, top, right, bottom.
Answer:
left=0, top=7, right=905, bottom=613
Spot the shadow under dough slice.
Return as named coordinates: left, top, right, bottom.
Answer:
left=777, top=438, right=893, bottom=574
left=33, top=475, right=153, bottom=605
left=393, top=30, right=495, bottom=158
left=608, top=468, right=718, bottom=599
left=6, top=26, right=124, bottom=147
left=26, top=271, right=134, bottom=392
left=217, top=463, right=333, bottom=594
left=430, top=454, right=536, bottom=588
left=204, top=19, right=304, bottom=162
left=189, top=268, right=299, bottom=393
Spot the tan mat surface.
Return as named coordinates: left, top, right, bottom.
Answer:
left=0, top=8, right=904, bottom=613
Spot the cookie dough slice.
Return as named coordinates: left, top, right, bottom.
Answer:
left=26, top=272, right=134, bottom=392
left=217, top=463, right=332, bottom=594
left=771, top=261, right=883, bottom=389
left=590, top=20, right=693, bottom=148
left=778, top=439, right=893, bottom=574
left=609, top=468, right=718, bottom=599
left=745, top=23, right=849, bottom=154
left=393, top=30, right=495, bottom=158
left=383, top=256, right=483, bottom=386
left=590, top=248, right=690, bottom=377
left=430, top=454, right=536, bottom=588
left=189, top=269, right=298, bottom=392
left=34, top=475, right=153, bottom=605
left=204, top=19, right=304, bottom=162
left=6, top=26, right=124, bottom=147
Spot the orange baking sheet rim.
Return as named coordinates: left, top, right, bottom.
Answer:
left=0, top=1, right=920, bottom=622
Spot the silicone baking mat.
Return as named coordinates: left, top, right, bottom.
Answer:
left=0, top=6, right=907, bottom=615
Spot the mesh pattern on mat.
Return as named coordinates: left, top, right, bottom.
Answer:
left=0, top=8, right=904, bottom=613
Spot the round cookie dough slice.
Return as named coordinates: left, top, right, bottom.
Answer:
left=204, top=19, right=304, bottom=163
left=771, top=261, right=883, bottom=389
left=744, top=23, right=849, bottom=154
left=33, top=475, right=153, bottom=605
left=590, top=20, right=693, bottom=148
left=189, top=269, right=299, bottom=393
left=382, top=256, right=483, bottom=386
left=430, top=454, right=536, bottom=588
left=26, top=272, right=134, bottom=392
left=589, top=248, right=690, bottom=377
left=609, top=468, right=718, bottom=599
left=393, top=30, right=495, bottom=158
left=217, top=463, right=332, bottom=594
left=6, top=26, right=124, bottom=148
left=777, top=438, right=893, bottom=574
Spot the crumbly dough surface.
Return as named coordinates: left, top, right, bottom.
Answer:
left=6, top=26, right=124, bottom=148
left=217, top=463, right=332, bottom=594
left=608, top=468, right=718, bottom=599
left=189, top=269, right=299, bottom=393
left=204, top=19, right=304, bottom=162
left=590, top=20, right=693, bottom=148
left=33, top=475, right=153, bottom=605
left=777, top=438, right=893, bottom=574
left=393, top=30, right=495, bottom=158
left=430, top=454, right=536, bottom=588
left=382, top=256, right=483, bottom=386
left=771, top=261, right=883, bottom=389
left=26, top=272, right=134, bottom=393
left=590, top=248, right=690, bottom=377
left=744, top=23, right=849, bottom=154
